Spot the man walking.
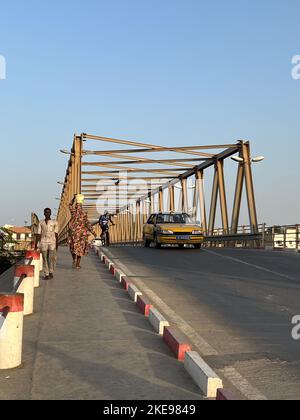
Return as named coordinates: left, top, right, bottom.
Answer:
left=36, top=208, right=58, bottom=280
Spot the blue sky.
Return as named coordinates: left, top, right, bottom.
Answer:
left=0, top=0, right=299, bottom=226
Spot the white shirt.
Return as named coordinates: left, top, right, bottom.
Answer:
left=38, top=220, right=59, bottom=245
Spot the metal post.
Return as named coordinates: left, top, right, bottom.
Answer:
left=208, top=165, right=219, bottom=236
left=136, top=201, right=141, bottom=242
left=192, top=176, right=198, bottom=221
left=231, top=152, right=245, bottom=234
left=169, top=186, right=175, bottom=212
left=217, top=160, right=229, bottom=235
left=195, top=170, right=207, bottom=233
left=74, top=135, right=82, bottom=195
left=159, top=188, right=164, bottom=213
left=181, top=178, right=188, bottom=213
left=242, top=142, right=258, bottom=233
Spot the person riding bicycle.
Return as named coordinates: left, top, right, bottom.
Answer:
left=99, top=211, right=115, bottom=246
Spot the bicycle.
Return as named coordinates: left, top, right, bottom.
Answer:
left=100, top=223, right=114, bottom=247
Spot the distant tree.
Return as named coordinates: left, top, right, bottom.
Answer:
left=0, top=227, right=18, bottom=274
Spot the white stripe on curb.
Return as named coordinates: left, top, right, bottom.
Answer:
left=105, top=259, right=111, bottom=269
left=115, top=269, right=126, bottom=283
left=149, top=308, right=170, bottom=335
left=128, top=284, right=142, bottom=303
left=184, top=351, right=223, bottom=398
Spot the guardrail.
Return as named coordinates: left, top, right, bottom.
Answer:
left=107, top=223, right=300, bottom=251
left=0, top=249, right=43, bottom=369
left=203, top=233, right=264, bottom=248
left=265, top=225, right=300, bottom=252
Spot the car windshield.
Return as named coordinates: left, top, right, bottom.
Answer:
left=156, top=214, right=194, bottom=224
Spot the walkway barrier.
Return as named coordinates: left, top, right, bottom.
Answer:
left=14, top=265, right=35, bottom=316
left=0, top=247, right=41, bottom=370
left=0, top=293, right=24, bottom=369
left=25, top=251, right=41, bottom=288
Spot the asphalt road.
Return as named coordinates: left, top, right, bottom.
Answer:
left=106, top=246, right=300, bottom=400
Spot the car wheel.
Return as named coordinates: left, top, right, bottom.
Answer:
left=194, top=244, right=202, bottom=249
left=178, top=244, right=185, bottom=249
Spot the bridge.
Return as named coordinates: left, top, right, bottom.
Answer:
left=0, top=134, right=299, bottom=401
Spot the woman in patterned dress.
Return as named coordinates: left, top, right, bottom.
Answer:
left=68, top=196, right=95, bottom=269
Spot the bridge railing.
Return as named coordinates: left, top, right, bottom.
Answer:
left=107, top=222, right=300, bottom=251
left=264, top=224, right=300, bottom=251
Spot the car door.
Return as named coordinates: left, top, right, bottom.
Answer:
left=144, top=215, right=156, bottom=239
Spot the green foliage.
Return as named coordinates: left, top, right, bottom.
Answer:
left=0, top=227, right=18, bottom=274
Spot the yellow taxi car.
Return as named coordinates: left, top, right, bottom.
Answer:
left=143, top=213, right=204, bottom=249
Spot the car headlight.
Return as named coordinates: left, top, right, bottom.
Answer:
left=192, top=230, right=202, bottom=235
left=160, top=230, right=174, bottom=235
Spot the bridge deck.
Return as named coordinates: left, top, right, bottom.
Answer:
left=0, top=248, right=202, bottom=400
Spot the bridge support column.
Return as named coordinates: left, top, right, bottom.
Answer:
left=217, top=160, right=229, bottom=235
left=242, top=142, right=258, bottom=233
left=208, top=165, right=219, bottom=236
left=181, top=178, right=188, bottom=213
left=231, top=155, right=244, bottom=235
left=195, top=170, right=207, bottom=234
left=168, top=186, right=175, bottom=212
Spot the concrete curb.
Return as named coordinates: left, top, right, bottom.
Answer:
left=93, top=246, right=235, bottom=400
left=163, top=327, right=192, bottom=362
left=128, top=284, right=142, bottom=303
left=121, top=276, right=130, bottom=291
left=184, top=351, right=223, bottom=399
left=137, top=295, right=153, bottom=317
left=149, top=308, right=170, bottom=336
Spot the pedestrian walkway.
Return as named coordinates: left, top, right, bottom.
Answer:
left=0, top=247, right=203, bottom=400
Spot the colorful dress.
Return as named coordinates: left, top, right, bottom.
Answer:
left=68, top=204, right=94, bottom=257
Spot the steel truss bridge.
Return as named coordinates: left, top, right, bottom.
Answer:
left=57, top=133, right=260, bottom=245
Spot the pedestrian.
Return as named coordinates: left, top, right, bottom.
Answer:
left=68, top=194, right=96, bottom=269
left=35, top=208, right=58, bottom=280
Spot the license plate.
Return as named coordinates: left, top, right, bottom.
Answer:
left=177, top=236, right=190, bottom=241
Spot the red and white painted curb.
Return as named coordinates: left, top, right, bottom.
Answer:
left=14, top=265, right=35, bottom=316
left=25, top=250, right=41, bottom=288
left=93, top=246, right=232, bottom=400
left=0, top=293, right=24, bottom=370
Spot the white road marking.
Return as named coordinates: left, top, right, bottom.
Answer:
left=220, top=367, right=267, bottom=400
left=104, top=248, right=268, bottom=401
left=203, top=249, right=298, bottom=281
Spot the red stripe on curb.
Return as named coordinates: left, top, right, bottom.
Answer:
left=110, top=264, right=115, bottom=275
left=121, top=277, right=130, bottom=291
left=25, top=251, right=40, bottom=260
left=137, top=296, right=153, bottom=317
left=14, top=265, right=35, bottom=278
left=0, top=294, right=24, bottom=313
left=216, top=389, right=237, bottom=401
left=163, top=327, right=192, bottom=361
